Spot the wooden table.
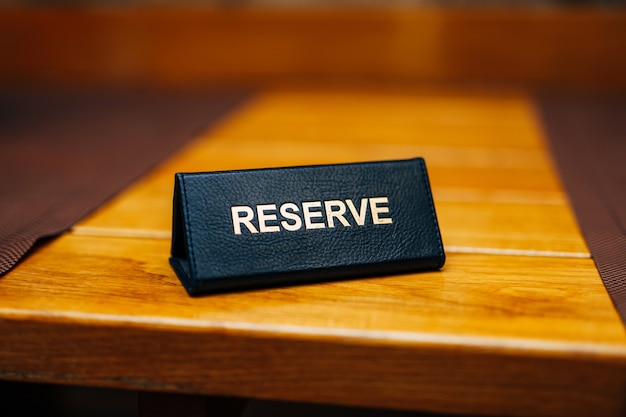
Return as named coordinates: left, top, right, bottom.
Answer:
left=1, top=86, right=625, bottom=417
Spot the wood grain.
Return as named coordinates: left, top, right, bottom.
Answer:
left=0, top=8, right=625, bottom=89
left=0, top=234, right=618, bottom=344
left=79, top=88, right=587, bottom=254
left=1, top=233, right=625, bottom=416
left=1, top=87, right=624, bottom=416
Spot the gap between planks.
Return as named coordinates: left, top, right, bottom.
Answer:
left=70, top=226, right=590, bottom=259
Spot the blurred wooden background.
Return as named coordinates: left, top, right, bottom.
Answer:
left=1, top=7, right=625, bottom=90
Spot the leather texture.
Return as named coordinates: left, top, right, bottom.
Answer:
left=170, top=158, right=445, bottom=295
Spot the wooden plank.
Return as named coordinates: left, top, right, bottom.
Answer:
left=0, top=8, right=624, bottom=89
left=213, top=88, right=547, bottom=149
left=156, top=137, right=561, bottom=191
left=0, top=234, right=625, bottom=416
left=76, top=197, right=588, bottom=255
left=0, top=85, right=618, bottom=416
left=438, top=201, right=587, bottom=254
left=77, top=88, right=587, bottom=254
left=0, top=234, right=620, bottom=347
left=2, top=314, right=626, bottom=417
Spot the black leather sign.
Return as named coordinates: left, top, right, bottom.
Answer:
left=170, top=158, right=445, bottom=295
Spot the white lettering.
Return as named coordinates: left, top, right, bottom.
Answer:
left=346, top=198, right=369, bottom=226
left=280, top=202, right=302, bottom=231
left=257, top=204, right=280, bottom=233
left=370, top=197, right=393, bottom=225
left=231, top=206, right=258, bottom=235
left=230, top=197, right=392, bottom=235
left=302, top=201, right=325, bottom=229
left=324, top=200, right=350, bottom=228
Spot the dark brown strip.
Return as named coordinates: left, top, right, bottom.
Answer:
left=538, top=98, right=626, bottom=324
left=2, top=8, right=626, bottom=91
left=0, top=90, right=250, bottom=275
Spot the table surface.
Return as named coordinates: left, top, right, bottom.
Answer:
left=1, top=86, right=625, bottom=417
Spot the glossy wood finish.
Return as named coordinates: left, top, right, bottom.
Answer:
left=1, top=87, right=625, bottom=417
